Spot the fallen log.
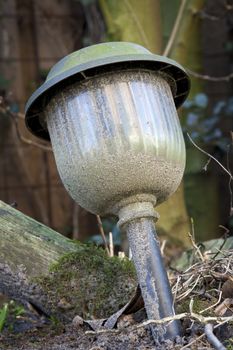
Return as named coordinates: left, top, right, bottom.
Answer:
left=0, top=201, right=77, bottom=276
left=0, top=200, right=136, bottom=321
left=0, top=200, right=78, bottom=317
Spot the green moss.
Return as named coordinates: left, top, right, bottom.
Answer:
left=226, top=338, right=233, bottom=350
left=177, top=297, right=217, bottom=316
left=0, top=301, right=26, bottom=332
left=192, top=298, right=215, bottom=316
left=36, top=242, right=137, bottom=321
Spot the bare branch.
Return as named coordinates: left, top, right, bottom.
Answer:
left=109, top=232, right=114, bottom=257
left=212, top=226, right=230, bottom=259
left=123, top=0, right=150, bottom=49
left=163, top=0, right=187, bottom=56
left=160, top=240, right=167, bottom=257
left=161, top=1, right=233, bottom=84
left=200, top=291, right=222, bottom=314
left=12, top=117, right=52, bottom=152
left=187, top=69, right=233, bottom=82
left=197, top=10, right=222, bottom=21
left=85, top=312, right=233, bottom=336
left=72, top=203, right=80, bottom=240
left=96, top=215, right=110, bottom=256
left=187, top=133, right=233, bottom=179
left=205, top=323, right=226, bottom=350
left=181, top=313, right=232, bottom=349
left=188, top=218, right=205, bottom=262
left=0, top=105, right=52, bottom=152
left=226, top=138, right=233, bottom=216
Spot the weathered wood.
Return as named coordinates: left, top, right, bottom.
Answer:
left=0, top=200, right=77, bottom=276
left=0, top=200, right=136, bottom=320
left=0, top=200, right=78, bottom=315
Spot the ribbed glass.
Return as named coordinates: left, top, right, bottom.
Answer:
left=45, top=70, right=186, bottom=214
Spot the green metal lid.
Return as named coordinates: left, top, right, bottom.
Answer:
left=25, top=42, right=190, bottom=140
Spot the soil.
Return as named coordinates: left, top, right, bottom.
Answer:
left=1, top=310, right=232, bottom=350
left=1, top=243, right=233, bottom=349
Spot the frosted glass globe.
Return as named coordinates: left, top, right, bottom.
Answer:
left=45, top=69, right=186, bottom=215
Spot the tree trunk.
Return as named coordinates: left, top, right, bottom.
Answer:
left=99, top=0, right=191, bottom=246
left=166, top=0, right=221, bottom=241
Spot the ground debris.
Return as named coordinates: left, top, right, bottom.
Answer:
left=1, top=246, right=233, bottom=349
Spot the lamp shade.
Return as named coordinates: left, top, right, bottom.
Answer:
left=45, top=69, right=186, bottom=215
left=25, top=42, right=190, bottom=141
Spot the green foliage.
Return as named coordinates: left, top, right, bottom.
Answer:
left=176, top=297, right=215, bottom=316
left=49, top=315, right=62, bottom=328
left=0, top=303, right=9, bottom=332
left=0, top=300, right=26, bottom=333
left=10, top=302, right=25, bottom=317
left=226, top=338, right=233, bottom=350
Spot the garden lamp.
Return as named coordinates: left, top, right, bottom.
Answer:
left=25, top=42, right=190, bottom=341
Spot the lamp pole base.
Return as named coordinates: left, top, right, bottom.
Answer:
left=117, top=200, right=181, bottom=342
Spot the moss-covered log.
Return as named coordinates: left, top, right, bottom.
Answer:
left=0, top=201, right=77, bottom=276
left=0, top=200, right=136, bottom=321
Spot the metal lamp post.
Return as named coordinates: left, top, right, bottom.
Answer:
left=25, top=42, right=190, bottom=341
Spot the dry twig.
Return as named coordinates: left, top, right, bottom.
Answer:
left=0, top=105, right=52, bottom=152
left=160, top=240, right=167, bottom=257
left=163, top=0, right=187, bottom=56
left=170, top=245, right=233, bottom=348
left=109, top=232, right=114, bottom=257
left=171, top=245, right=233, bottom=303
left=187, top=69, right=233, bottom=82
left=72, top=203, right=80, bottom=240
left=187, top=133, right=232, bottom=179
left=188, top=217, right=205, bottom=262
left=161, top=1, right=233, bottom=83
left=181, top=316, right=231, bottom=349
left=96, top=215, right=110, bottom=256
left=226, top=138, right=233, bottom=216
left=204, top=323, right=226, bottom=350
left=123, top=0, right=150, bottom=48
left=200, top=291, right=222, bottom=315
left=188, top=132, right=233, bottom=219
left=85, top=313, right=233, bottom=336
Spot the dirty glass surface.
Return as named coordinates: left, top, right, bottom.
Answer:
left=45, top=70, right=185, bottom=214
